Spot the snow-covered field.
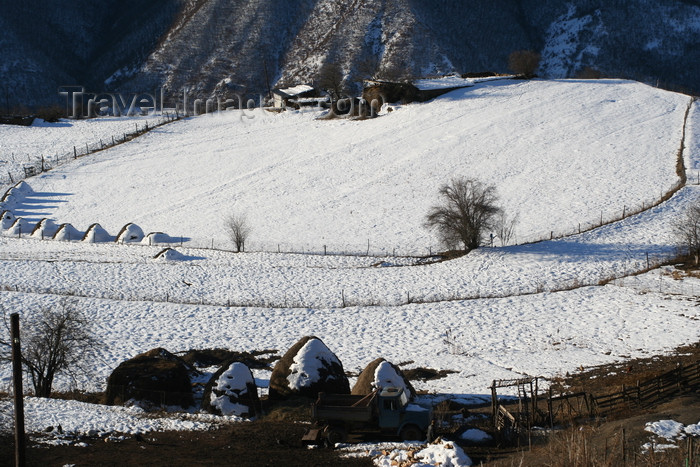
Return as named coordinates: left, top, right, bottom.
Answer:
left=0, top=79, right=692, bottom=254
left=0, top=115, right=165, bottom=189
left=0, top=79, right=699, bottom=464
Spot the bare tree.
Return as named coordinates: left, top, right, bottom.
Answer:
left=0, top=301, right=100, bottom=397
left=425, top=177, right=502, bottom=252
left=508, top=50, right=541, bottom=78
left=225, top=212, right=250, bottom=252
left=673, top=203, right=700, bottom=265
left=317, top=61, right=346, bottom=103
left=495, top=211, right=519, bottom=247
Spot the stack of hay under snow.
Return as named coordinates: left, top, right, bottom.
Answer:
left=202, top=362, right=260, bottom=417
left=53, top=223, right=81, bottom=241
left=1, top=211, right=15, bottom=230
left=268, top=336, right=349, bottom=400
left=5, top=217, right=30, bottom=237
left=105, top=348, right=197, bottom=409
left=115, top=223, right=144, bottom=243
left=352, top=357, right=416, bottom=398
left=30, top=218, right=58, bottom=239
left=82, top=223, right=112, bottom=243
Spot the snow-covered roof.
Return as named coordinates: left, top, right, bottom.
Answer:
left=273, top=84, right=315, bottom=98
left=412, top=76, right=475, bottom=91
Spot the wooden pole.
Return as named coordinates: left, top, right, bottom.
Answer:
left=11, top=313, right=26, bottom=467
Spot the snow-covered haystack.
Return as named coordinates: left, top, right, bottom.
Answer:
left=82, top=223, right=112, bottom=243
left=0, top=181, right=33, bottom=205
left=115, top=223, right=144, bottom=243
left=5, top=217, right=31, bottom=237
left=105, top=348, right=196, bottom=409
left=268, top=336, right=349, bottom=400
left=12, top=180, right=33, bottom=194
left=352, top=358, right=415, bottom=398
left=53, top=223, right=82, bottom=242
left=30, top=218, right=58, bottom=239
left=142, top=232, right=172, bottom=245
left=1, top=210, right=15, bottom=230
left=153, top=247, right=185, bottom=261
left=202, top=362, right=260, bottom=417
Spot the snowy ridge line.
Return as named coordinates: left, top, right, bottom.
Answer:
left=0, top=251, right=674, bottom=310
left=0, top=112, right=182, bottom=191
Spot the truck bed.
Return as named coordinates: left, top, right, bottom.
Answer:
left=312, top=391, right=378, bottom=422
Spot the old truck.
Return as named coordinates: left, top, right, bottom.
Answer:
left=302, top=387, right=433, bottom=445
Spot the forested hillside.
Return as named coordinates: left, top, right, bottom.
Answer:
left=1, top=0, right=699, bottom=108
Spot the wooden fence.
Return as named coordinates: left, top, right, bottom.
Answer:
left=591, top=361, right=700, bottom=416
left=493, top=360, right=700, bottom=433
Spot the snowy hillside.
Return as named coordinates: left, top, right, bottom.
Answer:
left=1, top=79, right=690, bottom=254
left=0, top=79, right=699, bottom=454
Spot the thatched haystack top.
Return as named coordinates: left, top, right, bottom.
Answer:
left=30, top=218, right=58, bottom=238
left=352, top=358, right=416, bottom=398
left=268, top=336, right=349, bottom=400
left=82, top=223, right=112, bottom=243
left=1, top=210, right=15, bottom=230
left=136, top=347, right=195, bottom=369
left=203, top=361, right=260, bottom=417
left=115, top=223, right=144, bottom=243
left=53, top=223, right=81, bottom=242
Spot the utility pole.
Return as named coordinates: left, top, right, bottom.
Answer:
left=11, top=313, right=26, bottom=467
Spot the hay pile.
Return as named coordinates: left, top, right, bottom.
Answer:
left=268, top=336, right=349, bottom=400
left=362, top=82, right=419, bottom=107
left=115, top=223, right=144, bottom=243
left=202, top=361, right=260, bottom=417
left=352, top=358, right=416, bottom=398
left=105, top=348, right=196, bottom=409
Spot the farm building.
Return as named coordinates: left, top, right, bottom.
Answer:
left=271, top=84, right=327, bottom=109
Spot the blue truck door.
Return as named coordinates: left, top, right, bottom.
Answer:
left=378, top=396, right=401, bottom=429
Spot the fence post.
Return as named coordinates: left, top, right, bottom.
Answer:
left=73, top=146, right=77, bottom=159
left=11, top=313, right=26, bottom=467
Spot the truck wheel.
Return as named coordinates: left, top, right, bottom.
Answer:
left=400, top=424, right=424, bottom=441
left=324, top=426, right=347, bottom=446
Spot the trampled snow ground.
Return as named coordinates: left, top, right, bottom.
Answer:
left=0, top=79, right=699, bottom=463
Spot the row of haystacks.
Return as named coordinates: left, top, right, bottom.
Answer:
left=1, top=181, right=173, bottom=244
left=105, top=336, right=415, bottom=419
left=1, top=210, right=158, bottom=244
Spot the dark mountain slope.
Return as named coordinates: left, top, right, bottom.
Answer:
left=1, top=0, right=699, bottom=109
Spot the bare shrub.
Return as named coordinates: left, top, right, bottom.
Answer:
left=673, top=203, right=700, bottom=265
left=495, top=211, right=519, bottom=246
left=225, top=212, right=250, bottom=252
left=424, top=177, right=502, bottom=252
left=508, top=50, right=541, bottom=78
left=0, top=301, right=100, bottom=397
left=317, top=61, right=345, bottom=102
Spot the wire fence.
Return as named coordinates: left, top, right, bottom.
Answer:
left=0, top=112, right=182, bottom=190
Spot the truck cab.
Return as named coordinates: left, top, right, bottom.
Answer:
left=377, top=387, right=432, bottom=440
